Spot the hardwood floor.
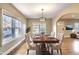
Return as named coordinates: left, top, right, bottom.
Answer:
left=13, top=43, right=28, bottom=55
left=13, top=38, right=79, bottom=55
left=62, top=38, right=79, bottom=55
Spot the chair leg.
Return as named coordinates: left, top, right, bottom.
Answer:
left=36, top=48, right=39, bottom=55
left=57, top=49, right=59, bottom=54
left=27, top=49, right=29, bottom=55
left=46, top=44, right=49, bottom=51
left=60, top=49, right=62, bottom=55
left=51, top=49, right=53, bottom=55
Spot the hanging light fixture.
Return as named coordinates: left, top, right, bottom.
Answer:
left=40, top=9, right=46, bottom=21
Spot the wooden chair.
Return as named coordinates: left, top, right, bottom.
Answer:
left=25, top=34, right=40, bottom=55
left=48, top=32, right=55, bottom=38
left=49, top=33, right=64, bottom=55
left=46, top=32, right=55, bottom=51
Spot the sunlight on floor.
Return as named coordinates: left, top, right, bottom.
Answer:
left=73, top=40, right=79, bottom=52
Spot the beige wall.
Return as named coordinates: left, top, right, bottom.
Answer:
left=0, top=3, right=27, bottom=24
left=57, top=21, right=65, bottom=33
left=27, top=18, right=52, bottom=35
left=52, top=4, right=79, bottom=37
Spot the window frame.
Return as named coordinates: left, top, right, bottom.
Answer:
left=2, top=14, right=26, bottom=45
left=32, top=22, right=46, bottom=35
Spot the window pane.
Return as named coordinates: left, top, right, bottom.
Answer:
left=75, top=23, right=79, bottom=32
left=2, top=15, right=12, bottom=44
left=12, top=19, right=19, bottom=27
left=21, top=23, right=26, bottom=35
left=32, top=23, right=46, bottom=35
left=12, top=19, right=21, bottom=38
left=32, top=24, right=40, bottom=35
left=40, top=24, right=46, bottom=33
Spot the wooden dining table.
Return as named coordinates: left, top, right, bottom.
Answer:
left=32, top=35, right=59, bottom=55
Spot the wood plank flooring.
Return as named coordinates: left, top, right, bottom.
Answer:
left=62, top=38, right=79, bottom=55
left=13, top=38, right=79, bottom=55
left=13, top=43, right=27, bottom=55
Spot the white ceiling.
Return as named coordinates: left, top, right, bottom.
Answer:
left=12, top=3, right=72, bottom=18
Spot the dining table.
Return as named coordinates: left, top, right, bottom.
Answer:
left=32, top=35, right=59, bottom=55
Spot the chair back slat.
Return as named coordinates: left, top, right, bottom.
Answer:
left=25, top=34, right=33, bottom=47
left=51, top=32, right=55, bottom=37
left=56, top=33, right=64, bottom=45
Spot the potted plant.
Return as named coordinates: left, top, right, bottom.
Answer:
left=26, top=27, right=30, bottom=33
left=25, top=27, right=31, bottom=39
left=41, top=32, right=45, bottom=35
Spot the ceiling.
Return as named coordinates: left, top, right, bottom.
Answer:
left=12, top=3, right=72, bottom=18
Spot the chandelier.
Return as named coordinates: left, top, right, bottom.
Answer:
left=40, top=9, right=46, bottom=21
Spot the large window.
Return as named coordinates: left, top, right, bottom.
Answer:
left=12, top=19, right=21, bottom=38
left=3, top=15, right=12, bottom=43
left=40, top=23, right=46, bottom=33
left=32, top=23, right=46, bottom=35
left=75, top=23, right=79, bottom=32
left=2, top=14, right=26, bottom=44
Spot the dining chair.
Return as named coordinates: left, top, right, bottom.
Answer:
left=49, top=32, right=64, bottom=55
left=25, top=33, right=40, bottom=55
left=51, top=32, right=55, bottom=37
left=46, top=32, right=55, bottom=51
left=48, top=32, right=55, bottom=38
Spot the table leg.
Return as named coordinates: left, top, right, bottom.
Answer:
left=40, top=43, right=50, bottom=55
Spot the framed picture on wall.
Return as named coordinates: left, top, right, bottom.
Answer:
left=66, top=24, right=73, bottom=31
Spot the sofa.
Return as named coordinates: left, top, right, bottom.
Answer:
left=70, top=32, right=79, bottom=38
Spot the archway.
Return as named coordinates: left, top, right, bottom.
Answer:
left=56, top=13, right=79, bottom=38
